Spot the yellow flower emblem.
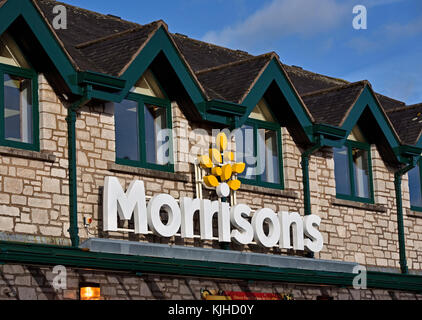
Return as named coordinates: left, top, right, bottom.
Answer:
left=198, top=133, right=246, bottom=198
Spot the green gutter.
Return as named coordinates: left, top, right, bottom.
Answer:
left=66, top=87, right=92, bottom=247
left=301, top=136, right=324, bottom=259
left=394, top=159, right=417, bottom=274
left=0, top=241, right=421, bottom=293
left=301, top=136, right=324, bottom=218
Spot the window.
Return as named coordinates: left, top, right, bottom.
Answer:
left=114, top=69, right=173, bottom=172
left=408, top=161, right=422, bottom=211
left=236, top=99, right=284, bottom=189
left=0, top=33, right=38, bottom=151
left=333, top=127, right=373, bottom=203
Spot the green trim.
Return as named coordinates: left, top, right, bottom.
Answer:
left=78, top=71, right=126, bottom=91
left=120, top=27, right=205, bottom=106
left=407, top=159, right=422, bottom=211
left=0, top=240, right=421, bottom=293
left=205, top=100, right=246, bottom=117
left=341, top=86, right=401, bottom=162
left=66, top=87, right=92, bottom=248
left=410, top=205, right=422, bottom=212
left=313, top=124, right=347, bottom=141
left=335, top=140, right=375, bottom=204
left=240, top=59, right=313, bottom=142
left=302, top=137, right=324, bottom=217
left=0, top=63, right=39, bottom=152
left=238, top=119, right=285, bottom=190
left=0, top=0, right=81, bottom=94
left=115, top=92, right=174, bottom=173
left=395, top=160, right=417, bottom=274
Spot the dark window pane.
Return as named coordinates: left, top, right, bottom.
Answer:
left=334, top=146, right=351, bottom=196
left=236, top=125, right=256, bottom=180
left=115, top=100, right=140, bottom=161
left=4, top=73, right=33, bottom=144
left=144, top=104, right=169, bottom=166
left=409, top=166, right=422, bottom=208
left=352, top=148, right=371, bottom=199
left=259, top=129, right=280, bottom=184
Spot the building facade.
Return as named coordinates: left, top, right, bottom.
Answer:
left=0, top=0, right=421, bottom=300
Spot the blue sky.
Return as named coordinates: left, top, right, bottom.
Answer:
left=63, top=0, right=422, bottom=105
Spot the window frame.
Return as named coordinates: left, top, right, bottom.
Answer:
left=335, top=139, right=374, bottom=204
left=115, top=92, right=174, bottom=173
left=409, top=159, right=422, bottom=212
left=0, top=62, right=39, bottom=151
left=237, top=118, right=285, bottom=190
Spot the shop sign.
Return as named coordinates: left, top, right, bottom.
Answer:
left=103, top=176, right=324, bottom=253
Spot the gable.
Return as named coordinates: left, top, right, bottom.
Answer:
left=0, top=33, right=30, bottom=68
left=340, top=86, right=402, bottom=164
left=249, top=98, right=276, bottom=123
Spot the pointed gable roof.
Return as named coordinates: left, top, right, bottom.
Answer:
left=34, top=0, right=154, bottom=74
left=76, top=21, right=164, bottom=76
left=196, top=53, right=274, bottom=103
left=302, top=81, right=367, bottom=126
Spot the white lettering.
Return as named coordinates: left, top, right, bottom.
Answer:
left=230, top=204, right=254, bottom=245
left=102, top=177, right=324, bottom=253
left=304, top=215, right=324, bottom=253
left=147, top=194, right=181, bottom=237
left=279, top=212, right=304, bottom=251
left=103, top=177, right=148, bottom=234
left=252, top=208, right=280, bottom=248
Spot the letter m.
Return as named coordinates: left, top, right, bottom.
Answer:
left=103, top=177, right=148, bottom=234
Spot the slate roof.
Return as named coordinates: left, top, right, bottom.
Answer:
left=25, top=0, right=422, bottom=146
left=76, top=21, right=164, bottom=76
left=172, top=33, right=252, bottom=73
left=34, top=0, right=147, bottom=73
left=387, top=104, right=422, bottom=145
left=302, top=82, right=366, bottom=126
left=196, top=53, right=274, bottom=103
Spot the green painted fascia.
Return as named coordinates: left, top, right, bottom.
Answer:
left=78, top=71, right=126, bottom=91
left=120, top=26, right=205, bottom=106
left=0, top=0, right=81, bottom=95
left=341, top=86, right=401, bottom=159
left=240, top=59, right=313, bottom=142
left=397, top=145, right=422, bottom=164
left=313, top=124, right=347, bottom=141
left=0, top=241, right=421, bottom=293
left=205, top=100, right=246, bottom=117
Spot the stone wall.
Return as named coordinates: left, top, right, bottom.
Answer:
left=0, top=74, right=421, bottom=300
left=0, top=265, right=421, bottom=301
left=0, top=75, right=70, bottom=242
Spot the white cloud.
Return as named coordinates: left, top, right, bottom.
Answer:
left=342, top=51, right=422, bottom=104
left=383, top=17, right=422, bottom=38
left=346, top=14, right=422, bottom=54
left=202, top=0, right=349, bottom=50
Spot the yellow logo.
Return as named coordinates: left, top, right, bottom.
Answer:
left=197, top=133, right=246, bottom=198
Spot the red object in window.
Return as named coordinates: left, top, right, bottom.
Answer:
left=223, top=291, right=290, bottom=301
